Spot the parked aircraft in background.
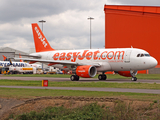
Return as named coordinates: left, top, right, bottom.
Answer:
left=2, top=55, right=42, bottom=69
left=0, top=59, right=29, bottom=67
left=2, top=55, right=8, bottom=61
left=19, top=53, right=42, bottom=69
left=14, top=23, right=158, bottom=81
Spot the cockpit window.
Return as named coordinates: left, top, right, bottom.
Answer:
left=141, top=54, right=144, bottom=57
left=137, top=54, right=140, bottom=57
left=144, top=54, right=150, bottom=57
left=137, top=53, right=150, bottom=57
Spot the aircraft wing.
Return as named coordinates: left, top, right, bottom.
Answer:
left=13, top=58, right=101, bottom=67
left=13, top=54, right=41, bottom=58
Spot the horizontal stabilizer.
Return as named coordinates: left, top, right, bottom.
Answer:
left=13, top=54, right=41, bottom=58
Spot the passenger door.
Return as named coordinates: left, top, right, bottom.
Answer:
left=124, top=50, right=132, bottom=63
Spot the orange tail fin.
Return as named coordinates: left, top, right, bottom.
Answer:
left=31, top=23, right=55, bottom=52
left=19, top=53, right=23, bottom=62
left=2, top=55, right=7, bottom=61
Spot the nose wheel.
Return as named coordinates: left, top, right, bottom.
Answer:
left=131, top=77, right=137, bottom=81
left=70, top=75, right=79, bottom=81
left=98, top=74, right=107, bottom=80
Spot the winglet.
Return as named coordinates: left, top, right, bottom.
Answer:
left=31, top=23, right=55, bottom=52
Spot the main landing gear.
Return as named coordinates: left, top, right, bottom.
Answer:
left=131, top=77, right=137, bottom=81
left=98, top=73, right=107, bottom=80
left=70, top=75, right=79, bottom=81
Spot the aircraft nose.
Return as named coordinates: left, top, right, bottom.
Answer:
left=150, top=57, right=158, bottom=68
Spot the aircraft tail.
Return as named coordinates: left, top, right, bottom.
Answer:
left=2, top=55, right=12, bottom=65
left=19, top=53, right=23, bottom=62
left=31, top=23, right=55, bottom=52
left=2, top=55, right=7, bottom=61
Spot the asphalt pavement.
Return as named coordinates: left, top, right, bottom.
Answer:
left=0, top=77, right=160, bottom=94
left=0, top=85, right=160, bottom=94
left=0, top=77, right=160, bottom=83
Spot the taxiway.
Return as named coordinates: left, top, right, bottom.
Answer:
left=0, top=77, right=160, bottom=94
left=0, top=77, right=160, bottom=84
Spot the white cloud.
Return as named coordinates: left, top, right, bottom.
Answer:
left=107, top=0, right=160, bottom=6
left=0, top=0, right=160, bottom=53
left=2, top=37, right=33, bottom=52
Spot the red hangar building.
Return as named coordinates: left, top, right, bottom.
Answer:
left=104, top=5, right=160, bottom=74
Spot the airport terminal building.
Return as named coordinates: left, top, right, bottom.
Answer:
left=0, top=47, right=28, bottom=61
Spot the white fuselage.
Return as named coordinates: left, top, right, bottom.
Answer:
left=0, top=61, right=42, bottom=69
left=30, top=48, right=157, bottom=72
left=0, top=61, right=29, bottom=67
left=29, top=64, right=42, bottom=69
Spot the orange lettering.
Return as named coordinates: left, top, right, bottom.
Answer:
left=86, top=52, right=93, bottom=60
left=107, top=51, right=114, bottom=60
left=93, top=50, right=100, bottom=60
left=59, top=52, right=66, bottom=60
left=101, top=51, right=107, bottom=60
left=71, top=52, right=80, bottom=62
left=66, top=52, right=72, bottom=60
left=114, top=51, right=125, bottom=60
left=78, top=50, right=89, bottom=60
left=53, top=53, right=59, bottom=60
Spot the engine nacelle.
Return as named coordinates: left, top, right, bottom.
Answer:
left=75, top=65, right=97, bottom=78
left=118, top=70, right=137, bottom=77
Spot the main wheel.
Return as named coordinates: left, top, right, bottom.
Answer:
left=131, top=77, right=137, bottom=81
left=70, top=75, right=75, bottom=81
left=70, top=75, right=79, bottom=81
left=98, top=74, right=107, bottom=80
left=75, top=75, right=79, bottom=81
left=102, top=75, right=107, bottom=80
left=98, top=74, right=102, bottom=80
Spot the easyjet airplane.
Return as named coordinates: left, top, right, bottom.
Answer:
left=14, top=23, right=158, bottom=81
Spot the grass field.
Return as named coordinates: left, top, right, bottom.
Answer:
left=3, top=74, right=160, bottom=80
left=1, top=74, right=160, bottom=101
left=0, top=87, right=160, bottom=101
left=1, top=74, right=160, bottom=119
left=0, top=79, right=160, bottom=89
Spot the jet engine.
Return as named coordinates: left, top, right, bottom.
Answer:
left=74, top=65, right=97, bottom=78
left=117, top=70, right=137, bottom=77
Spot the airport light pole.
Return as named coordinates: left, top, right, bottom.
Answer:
left=39, top=20, right=46, bottom=32
left=39, top=20, right=46, bottom=72
left=88, top=17, right=94, bottom=49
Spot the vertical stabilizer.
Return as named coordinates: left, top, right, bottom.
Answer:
left=31, top=23, right=55, bottom=52
left=2, top=55, right=7, bottom=61
left=19, top=53, right=23, bottom=62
